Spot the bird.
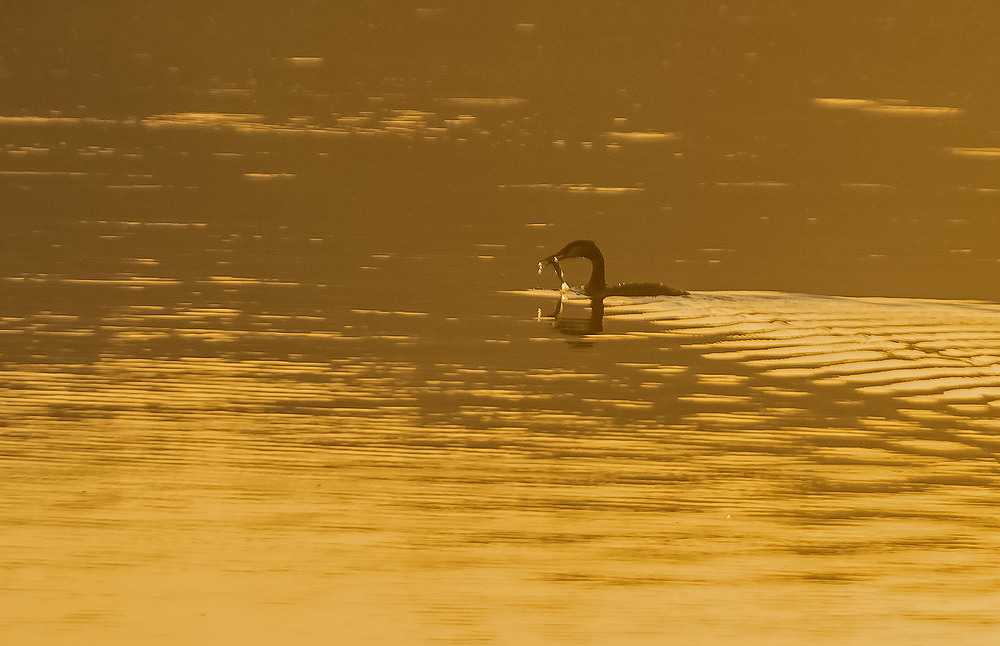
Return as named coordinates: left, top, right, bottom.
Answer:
left=539, top=239, right=688, bottom=297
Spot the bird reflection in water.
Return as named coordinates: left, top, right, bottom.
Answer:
left=537, top=240, right=688, bottom=344
left=538, top=294, right=606, bottom=344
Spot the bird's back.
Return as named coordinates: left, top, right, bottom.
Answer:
left=605, top=282, right=689, bottom=297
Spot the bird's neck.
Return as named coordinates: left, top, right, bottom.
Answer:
left=585, top=250, right=606, bottom=294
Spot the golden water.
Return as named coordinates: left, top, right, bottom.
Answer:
left=5, top=4, right=1000, bottom=645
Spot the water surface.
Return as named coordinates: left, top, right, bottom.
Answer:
left=5, top=4, right=1000, bottom=645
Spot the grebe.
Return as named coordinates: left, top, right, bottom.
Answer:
left=539, top=239, right=688, bottom=297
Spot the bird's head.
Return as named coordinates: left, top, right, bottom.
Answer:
left=539, top=239, right=600, bottom=264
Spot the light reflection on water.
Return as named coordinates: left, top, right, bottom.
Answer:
left=8, top=5, right=1000, bottom=642
left=5, top=276, right=1000, bottom=643
left=3, top=199, right=1000, bottom=645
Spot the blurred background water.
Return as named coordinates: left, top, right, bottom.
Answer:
left=4, top=3, right=1000, bottom=644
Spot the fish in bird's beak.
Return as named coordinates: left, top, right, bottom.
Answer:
left=538, top=246, right=560, bottom=270
left=537, top=253, right=568, bottom=289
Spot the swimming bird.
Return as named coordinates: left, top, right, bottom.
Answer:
left=539, top=239, right=688, bottom=297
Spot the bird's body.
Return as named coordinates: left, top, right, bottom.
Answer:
left=539, top=239, right=688, bottom=297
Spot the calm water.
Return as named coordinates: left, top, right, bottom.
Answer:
left=5, top=4, right=1000, bottom=645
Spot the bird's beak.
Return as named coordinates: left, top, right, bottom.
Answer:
left=538, top=253, right=559, bottom=265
